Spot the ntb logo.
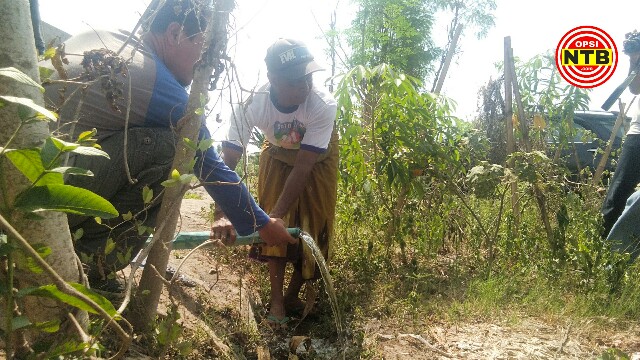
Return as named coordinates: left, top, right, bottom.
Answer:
left=555, top=26, right=618, bottom=88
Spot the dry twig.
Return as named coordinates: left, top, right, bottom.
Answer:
left=398, top=333, right=453, bottom=358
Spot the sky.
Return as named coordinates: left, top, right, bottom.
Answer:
left=38, top=0, right=640, bottom=130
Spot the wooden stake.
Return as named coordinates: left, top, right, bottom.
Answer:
left=592, top=98, right=635, bottom=185
left=506, top=40, right=553, bottom=244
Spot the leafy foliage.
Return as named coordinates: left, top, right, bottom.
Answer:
left=346, top=0, right=439, bottom=81
left=0, top=66, right=120, bottom=357
left=330, top=47, right=640, bottom=357
left=335, top=64, right=462, bottom=189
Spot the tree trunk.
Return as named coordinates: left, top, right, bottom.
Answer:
left=433, top=23, right=463, bottom=94
left=504, top=37, right=519, bottom=228
left=0, top=0, right=85, bottom=352
left=132, top=0, right=234, bottom=332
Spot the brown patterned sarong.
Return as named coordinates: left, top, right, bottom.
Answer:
left=250, top=130, right=339, bottom=280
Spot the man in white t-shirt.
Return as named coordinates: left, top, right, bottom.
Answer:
left=216, top=38, right=339, bottom=328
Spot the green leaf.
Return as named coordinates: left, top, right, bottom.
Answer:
left=142, top=186, right=153, bottom=204
left=4, top=148, right=63, bottom=185
left=179, top=174, right=195, bottom=184
left=39, top=65, right=55, bottom=80
left=48, top=167, right=94, bottom=177
left=14, top=244, right=51, bottom=274
left=71, top=146, right=109, bottom=158
left=183, top=138, right=197, bottom=151
left=116, top=247, right=132, bottom=265
left=104, top=238, right=116, bottom=256
left=36, top=172, right=66, bottom=186
left=137, top=225, right=149, bottom=236
left=197, top=138, right=214, bottom=152
left=17, top=104, right=32, bottom=120
left=16, top=256, right=44, bottom=274
left=9, top=317, right=60, bottom=335
left=35, top=320, right=61, bottom=333
left=0, top=67, right=44, bottom=92
left=5, top=148, right=45, bottom=183
left=40, top=137, right=62, bottom=167
left=18, top=283, right=119, bottom=317
left=161, top=178, right=179, bottom=188
left=76, top=129, right=98, bottom=143
left=80, top=252, right=93, bottom=264
left=11, top=316, right=32, bottom=330
left=0, top=96, right=56, bottom=121
left=43, top=339, right=92, bottom=358
left=49, top=137, right=79, bottom=152
left=72, top=228, right=84, bottom=241
left=14, top=184, right=118, bottom=218
left=42, top=48, right=56, bottom=60
left=122, top=211, right=133, bottom=221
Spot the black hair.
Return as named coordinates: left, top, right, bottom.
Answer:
left=149, top=0, right=207, bottom=37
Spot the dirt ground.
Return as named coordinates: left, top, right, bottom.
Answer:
left=125, top=186, right=640, bottom=359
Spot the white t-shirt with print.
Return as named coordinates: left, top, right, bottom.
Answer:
left=226, top=82, right=337, bottom=153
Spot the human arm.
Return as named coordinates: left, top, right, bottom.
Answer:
left=210, top=102, right=252, bottom=220
left=196, top=126, right=295, bottom=246
left=220, top=145, right=243, bottom=172
left=209, top=144, right=271, bottom=244
left=210, top=215, right=293, bottom=246
left=208, top=143, right=242, bottom=242
left=269, top=149, right=320, bottom=219
left=629, top=52, right=640, bottom=95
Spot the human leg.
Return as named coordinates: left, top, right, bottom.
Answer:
left=283, top=132, right=339, bottom=314
left=267, top=257, right=288, bottom=326
left=284, top=269, right=305, bottom=314
left=67, top=128, right=177, bottom=281
left=607, top=190, right=640, bottom=261
left=601, top=134, right=640, bottom=236
left=256, top=133, right=339, bottom=320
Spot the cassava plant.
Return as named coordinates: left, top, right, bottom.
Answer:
left=334, top=63, right=467, bottom=264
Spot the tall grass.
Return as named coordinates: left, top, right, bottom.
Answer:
left=330, top=167, right=640, bottom=331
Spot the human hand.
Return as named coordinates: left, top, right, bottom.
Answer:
left=258, top=217, right=298, bottom=246
left=210, top=216, right=236, bottom=246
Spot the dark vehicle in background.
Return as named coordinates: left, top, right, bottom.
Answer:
left=550, top=111, right=630, bottom=176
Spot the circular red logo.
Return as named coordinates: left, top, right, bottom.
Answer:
left=555, top=26, right=618, bottom=88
